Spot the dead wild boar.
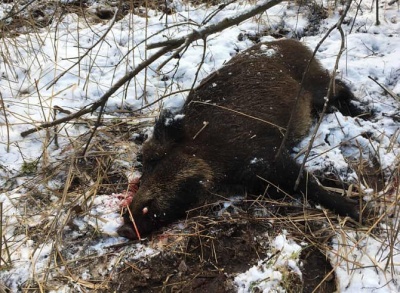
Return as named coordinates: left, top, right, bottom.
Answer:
left=118, top=39, right=363, bottom=239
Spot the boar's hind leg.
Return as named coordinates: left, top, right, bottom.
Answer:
left=271, top=151, right=360, bottom=220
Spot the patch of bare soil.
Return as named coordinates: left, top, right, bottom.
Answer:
left=104, top=207, right=338, bottom=293
left=1, top=118, right=370, bottom=292
left=0, top=0, right=195, bottom=37
left=0, top=0, right=148, bottom=37
left=301, top=246, right=336, bottom=293
left=107, top=218, right=267, bottom=292
left=62, top=125, right=343, bottom=293
left=0, top=116, right=376, bottom=292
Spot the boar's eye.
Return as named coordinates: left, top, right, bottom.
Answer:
left=142, top=152, right=166, bottom=171
left=144, top=154, right=161, bottom=164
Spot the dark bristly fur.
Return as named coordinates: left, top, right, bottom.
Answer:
left=117, top=39, right=364, bottom=240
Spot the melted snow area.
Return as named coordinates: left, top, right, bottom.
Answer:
left=235, top=231, right=303, bottom=292
left=0, top=0, right=400, bottom=292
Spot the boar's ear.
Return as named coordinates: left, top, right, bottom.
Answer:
left=153, top=109, right=185, bottom=142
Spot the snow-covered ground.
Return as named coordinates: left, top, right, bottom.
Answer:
left=1, top=0, right=400, bottom=292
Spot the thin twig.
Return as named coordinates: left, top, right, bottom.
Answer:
left=191, top=101, right=286, bottom=133
left=21, top=44, right=176, bottom=137
left=147, top=0, right=283, bottom=49
left=20, top=0, right=283, bottom=138
left=81, top=98, right=107, bottom=157
left=0, top=92, right=10, bottom=152
left=375, top=0, right=380, bottom=25
left=275, top=14, right=344, bottom=162
left=202, top=0, right=238, bottom=25
left=0, top=202, right=2, bottom=267
left=0, top=0, right=36, bottom=22
left=189, top=37, right=208, bottom=95
left=294, top=0, right=353, bottom=191
left=45, top=4, right=121, bottom=90
left=368, top=76, right=400, bottom=101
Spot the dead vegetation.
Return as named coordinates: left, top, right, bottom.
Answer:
left=1, top=115, right=398, bottom=292
left=0, top=0, right=168, bottom=38
left=0, top=0, right=400, bottom=292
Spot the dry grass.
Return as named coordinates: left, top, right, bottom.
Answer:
left=0, top=114, right=155, bottom=290
left=0, top=0, right=399, bottom=292
left=0, top=120, right=399, bottom=290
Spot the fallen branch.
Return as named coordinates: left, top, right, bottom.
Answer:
left=20, top=44, right=175, bottom=138
left=293, top=0, right=354, bottom=205
left=147, top=0, right=282, bottom=50
left=20, top=0, right=283, bottom=138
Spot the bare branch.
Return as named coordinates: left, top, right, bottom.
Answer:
left=21, top=44, right=175, bottom=137
left=45, top=4, right=121, bottom=90
left=368, top=76, right=400, bottom=102
left=147, top=0, right=283, bottom=49
left=294, top=0, right=353, bottom=191
left=20, top=0, right=283, bottom=138
left=275, top=8, right=343, bottom=162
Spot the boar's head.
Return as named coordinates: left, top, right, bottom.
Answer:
left=117, top=111, right=213, bottom=239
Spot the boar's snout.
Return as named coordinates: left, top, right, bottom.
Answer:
left=117, top=191, right=160, bottom=239
left=117, top=153, right=214, bottom=239
left=117, top=212, right=156, bottom=240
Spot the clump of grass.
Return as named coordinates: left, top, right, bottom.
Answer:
left=20, top=160, right=38, bottom=175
